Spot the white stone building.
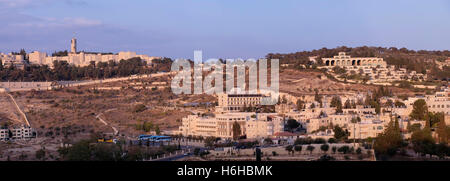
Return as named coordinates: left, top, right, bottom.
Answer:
left=178, top=112, right=284, bottom=139
left=28, top=38, right=159, bottom=67
left=216, top=93, right=265, bottom=112
left=0, top=53, right=25, bottom=68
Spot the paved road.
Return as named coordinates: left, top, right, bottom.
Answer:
left=156, top=152, right=192, bottom=161
left=3, top=72, right=175, bottom=92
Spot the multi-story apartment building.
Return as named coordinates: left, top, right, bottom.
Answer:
left=216, top=93, right=265, bottom=112
left=347, top=120, right=385, bottom=139
left=403, top=86, right=450, bottom=116
left=179, top=115, right=217, bottom=137
left=0, top=128, right=10, bottom=141
left=426, top=87, right=450, bottom=114
left=342, top=105, right=376, bottom=115
left=246, top=115, right=284, bottom=139
left=0, top=126, right=36, bottom=140
left=11, top=126, right=36, bottom=139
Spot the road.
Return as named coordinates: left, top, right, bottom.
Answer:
left=156, top=153, right=191, bottom=161
left=95, top=108, right=119, bottom=135
left=6, top=93, right=30, bottom=126
left=2, top=72, right=175, bottom=92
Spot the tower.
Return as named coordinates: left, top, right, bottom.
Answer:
left=71, top=38, right=77, bottom=53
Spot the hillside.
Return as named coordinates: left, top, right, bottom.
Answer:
left=267, top=46, right=450, bottom=80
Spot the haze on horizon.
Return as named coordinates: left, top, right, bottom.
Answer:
left=0, top=0, right=449, bottom=60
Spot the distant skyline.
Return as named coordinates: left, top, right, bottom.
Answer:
left=0, top=0, right=449, bottom=59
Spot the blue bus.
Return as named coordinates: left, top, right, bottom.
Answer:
left=139, top=135, right=153, bottom=140
left=152, top=136, right=172, bottom=142
left=138, top=135, right=172, bottom=142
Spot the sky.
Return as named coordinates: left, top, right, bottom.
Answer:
left=0, top=0, right=449, bottom=59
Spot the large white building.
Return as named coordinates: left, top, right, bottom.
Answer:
left=216, top=93, right=265, bottom=112
left=178, top=112, right=284, bottom=139
left=403, top=86, right=450, bottom=116
left=347, top=120, right=385, bottom=140
left=0, top=126, right=36, bottom=140
left=28, top=38, right=159, bottom=67
left=0, top=53, right=25, bottom=68
left=426, top=87, right=450, bottom=114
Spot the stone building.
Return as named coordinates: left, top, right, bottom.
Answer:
left=322, top=52, right=386, bottom=68
left=28, top=38, right=159, bottom=67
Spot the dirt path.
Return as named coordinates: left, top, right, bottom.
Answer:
left=0, top=93, right=28, bottom=126
left=6, top=93, right=30, bottom=126
left=95, top=108, right=119, bottom=135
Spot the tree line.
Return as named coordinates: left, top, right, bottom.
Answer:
left=0, top=57, right=173, bottom=81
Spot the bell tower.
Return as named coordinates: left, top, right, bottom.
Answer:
left=71, top=38, right=77, bottom=53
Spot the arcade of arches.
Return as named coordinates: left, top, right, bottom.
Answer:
left=323, top=52, right=386, bottom=67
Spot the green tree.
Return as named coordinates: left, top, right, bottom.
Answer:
left=232, top=121, right=241, bottom=141
left=204, top=136, right=217, bottom=147
left=436, top=117, right=449, bottom=144
left=285, top=145, right=294, bottom=155
left=373, top=119, right=402, bottom=156
left=411, top=127, right=435, bottom=156
left=410, top=99, right=428, bottom=121
left=351, top=117, right=361, bottom=123
left=394, top=100, right=406, bottom=107
left=407, top=123, right=422, bottom=133
left=133, top=104, right=147, bottom=113
left=59, top=140, right=92, bottom=161
left=296, top=99, right=305, bottom=111
left=314, top=90, right=322, bottom=107
left=306, top=145, right=315, bottom=155
left=320, top=144, right=329, bottom=153
left=356, top=147, right=362, bottom=154
left=328, top=138, right=337, bottom=143
left=333, top=125, right=348, bottom=140
left=331, top=96, right=343, bottom=114
left=344, top=99, right=352, bottom=109
left=338, top=146, right=350, bottom=154
left=427, top=112, right=444, bottom=128
left=286, top=119, right=300, bottom=131
left=35, top=147, right=46, bottom=161
left=294, top=145, right=302, bottom=155
left=155, top=125, right=161, bottom=135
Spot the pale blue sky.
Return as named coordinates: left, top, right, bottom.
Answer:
left=0, top=0, right=449, bottom=59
